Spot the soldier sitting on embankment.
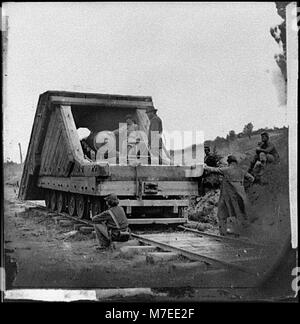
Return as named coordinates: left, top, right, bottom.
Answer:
left=248, top=131, right=280, bottom=182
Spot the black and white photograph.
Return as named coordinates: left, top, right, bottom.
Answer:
left=1, top=2, right=298, bottom=305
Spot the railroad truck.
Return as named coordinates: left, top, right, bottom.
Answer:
left=19, top=91, right=204, bottom=224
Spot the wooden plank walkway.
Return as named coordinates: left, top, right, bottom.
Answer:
left=133, top=231, right=268, bottom=275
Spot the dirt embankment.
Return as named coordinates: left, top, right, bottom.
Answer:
left=187, top=129, right=290, bottom=247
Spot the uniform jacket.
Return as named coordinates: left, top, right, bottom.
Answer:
left=204, top=153, right=218, bottom=167
left=92, top=205, right=129, bottom=230
left=205, top=164, right=254, bottom=220
left=257, top=141, right=279, bottom=161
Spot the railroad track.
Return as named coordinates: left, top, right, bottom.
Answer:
left=132, top=230, right=267, bottom=276
left=22, top=200, right=268, bottom=276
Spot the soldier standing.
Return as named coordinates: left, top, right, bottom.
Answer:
left=200, top=145, right=219, bottom=194
left=204, top=155, right=254, bottom=236
left=146, top=106, right=163, bottom=164
left=204, top=145, right=218, bottom=167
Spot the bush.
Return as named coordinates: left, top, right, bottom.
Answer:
left=187, top=190, right=220, bottom=225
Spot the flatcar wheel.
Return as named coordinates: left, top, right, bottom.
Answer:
left=91, top=197, right=101, bottom=217
left=76, top=195, right=87, bottom=219
left=56, top=192, right=65, bottom=213
left=68, top=194, right=77, bottom=216
left=45, top=190, right=51, bottom=209
left=50, top=191, right=57, bottom=211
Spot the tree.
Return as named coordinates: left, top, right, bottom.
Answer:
left=243, top=122, right=254, bottom=139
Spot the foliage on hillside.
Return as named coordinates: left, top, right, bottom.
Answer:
left=205, top=127, right=287, bottom=167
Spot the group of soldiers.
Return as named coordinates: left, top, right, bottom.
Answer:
left=89, top=108, right=279, bottom=249
left=203, top=131, right=279, bottom=236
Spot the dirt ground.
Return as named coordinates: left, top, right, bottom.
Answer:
left=4, top=184, right=295, bottom=302
left=4, top=186, right=235, bottom=289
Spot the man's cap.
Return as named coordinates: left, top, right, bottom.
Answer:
left=261, top=131, right=269, bottom=138
left=227, top=155, right=238, bottom=164
left=104, top=193, right=119, bottom=204
left=146, top=106, right=157, bottom=114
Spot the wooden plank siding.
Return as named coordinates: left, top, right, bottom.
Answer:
left=97, top=180, right=198, bottom=196
left=37, top=176, right=198, bottom=197
left=107, top=165, right=203, bottom=180
left=50, top=96, right=153, bottom=109
left=59, top=105, right=84, bottom=161
left=19, top=93, right=53, bottom=199
left=57, top=107, right=79, bottom=177
left=40, top=105, right=88, bottom=178
left=46, top=125, right=62, bottom=174
left=39, top=108, right=56, bottom=174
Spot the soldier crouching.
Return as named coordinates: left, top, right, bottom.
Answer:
left=91, top=194, right=130, bottom=250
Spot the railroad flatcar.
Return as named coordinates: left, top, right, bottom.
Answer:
left=19, top=91, right=204, bottom=224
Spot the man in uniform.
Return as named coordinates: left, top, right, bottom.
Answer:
left=199, top=145, right=220, bottom=194
left=248, top=131, right=280, bottom=181
left=204, top=145, right=218, bottom=167
left=204, top=155, right=254, bottom=236
left=91, top=194, right=130, bottom=250
left=146, top=106, right=163, bottom=164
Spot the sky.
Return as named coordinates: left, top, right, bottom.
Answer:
left=2, top=2, right=286, bottom=162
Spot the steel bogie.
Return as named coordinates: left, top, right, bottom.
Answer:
left=57, top=191, right=66, bottom=213
left=50, top=190, right=57, bottom=211
left=68, top=193, right=77, bottom=217
left=76, top=194, right=88, bottom=219
left=43, top=189, right=103, bottom=220
left=91, top=197, right=102, bottom=217
left=44, top=190, right=51, bottom=209
left=43, top=189, right=188, bottom=224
